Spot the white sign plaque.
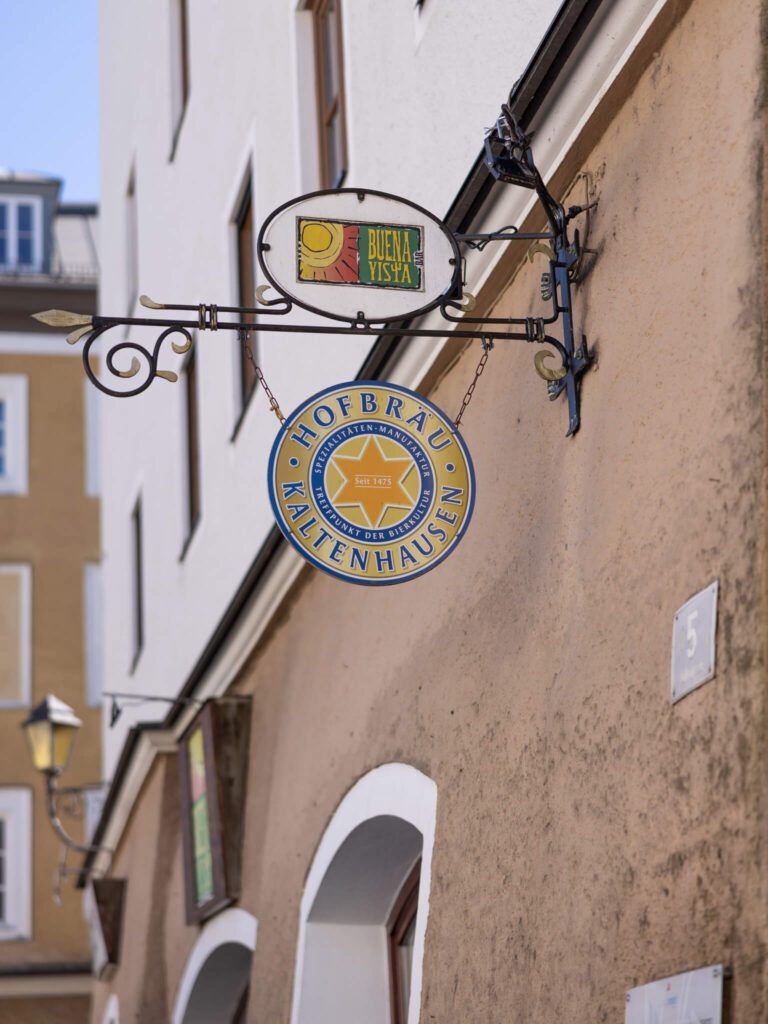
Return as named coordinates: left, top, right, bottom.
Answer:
left=671, top=581, right=718, bottom=703
left=626, top=964, right=724, bottom=1024
left=257, top=188, right=460, bottom=323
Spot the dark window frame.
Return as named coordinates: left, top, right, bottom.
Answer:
left=130, top=497, right=144, bottom=671
left=180, top=341, right=201, bottom=558
left=310, top=0, right=348, bottom=189
left=388, top=859, right=421, bottom=1024
left=125, top=171, right=138, bottom=318
left=0, top=817, right=5, bottom=924
left=231, top=983, right=250, bottom=1024
left=169, top=0, right=191, bottom=160
left=0, top=399, right=6, bottom=478
left=232, top=180, right=259, bottom=436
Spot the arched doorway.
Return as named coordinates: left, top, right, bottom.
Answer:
left=291, top=763, right=438, bottom=1024
left=172, top=908, right=257, bottom=1024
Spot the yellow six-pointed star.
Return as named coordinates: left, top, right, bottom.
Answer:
left=330, top=437, right=415, bottom=529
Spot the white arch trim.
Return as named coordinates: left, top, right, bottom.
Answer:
left=291, top=762, right=438, bottom=1024
left=171, top=908, right=258, bottom=1024
left=101, top=994, right=119, bottom=1024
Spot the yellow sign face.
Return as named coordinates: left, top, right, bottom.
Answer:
left=268, top=382, right=475, bottom=585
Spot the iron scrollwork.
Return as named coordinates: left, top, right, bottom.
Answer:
left=33, top=103, right=595, bottom=434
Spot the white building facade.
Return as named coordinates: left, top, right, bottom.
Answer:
left=96, top=0, right=561, bottom=769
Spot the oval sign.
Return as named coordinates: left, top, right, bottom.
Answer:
left=268, top=381, right=475, bottom=586
left=257, top=189, right=461, bottom=324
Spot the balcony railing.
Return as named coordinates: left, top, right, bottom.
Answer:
left=0, top=258, right=98, bottom=285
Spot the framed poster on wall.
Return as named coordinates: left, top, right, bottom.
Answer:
left=178, top=697, right=251, bottom=924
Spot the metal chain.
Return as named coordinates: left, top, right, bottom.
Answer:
left=241, top=330, right=285, bottom=424
left=454, top=336, right=494, bottom=429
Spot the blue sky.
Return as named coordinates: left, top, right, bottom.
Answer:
left=0, top=0, right=99, bottom=202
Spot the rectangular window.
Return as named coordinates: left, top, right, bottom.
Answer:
left=235, top=184, right=257, bottom=405
left=130, top=499, right=144, bottom=668
left=0, top=565, right=31, bottom=708
left=0, top=197, right=42, bottom=271
left=311, top=0, right=348, bottom=188
left=84, top=563, right=104, bottom=706
left=0, top=788, right=32, bottom=940
left=170, top=0, right=191, bottom=156
left=84, top=379, right=100, bottom=497
left=0, top=375, right=28, bottom=495
left=0, top=206, right=7, bottom=265
left=0, top=819, right=6, bottom=924
left=183, top=345, right=201, bottom=544
left=0, top=400, right=5, bottom=477
left=126, top=172, right=138, bottom=315
left=16, top=205, right=33, bottom=266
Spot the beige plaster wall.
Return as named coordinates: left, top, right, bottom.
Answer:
left=0, top=354, right=100, bottom=976
left=0, top=996, right=91, bottom=1024
left=92, top=0, right=768, bottom=1020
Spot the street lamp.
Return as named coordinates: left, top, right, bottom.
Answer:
left=22, top=694, right=105, bottom=856
left=22, top=694, right=82, bottom=775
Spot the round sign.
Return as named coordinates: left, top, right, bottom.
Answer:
left=257, top=189, right=461, bottom=324
left=268, top=381, right=475, bottom=586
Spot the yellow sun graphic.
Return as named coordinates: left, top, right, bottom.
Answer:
left=298, top=219, right=359, bottom=282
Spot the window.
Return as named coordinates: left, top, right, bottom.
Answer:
left=130, top=498, right=144, bottom=669
left=170, top=0, right=190, bottom=156
left=0, top=375, right=28, bottom=495
left=310, top=0, right=348, bottom=188
left=235, top=183, right=257, bottom=406
left=84, top=378, right=100, bottom=497
left=182, top=345, right=201, bottom=545
left=126, top=171, right=138, bottom=315
left=0, top=565, right=31, bottom=708
left=388, top=860, right=421, bottom=1024
left=84, top=563, right=104, bottom=706
left=0, top=196, right=43, bottom=272
left=0, top=788, right=32, bottom=941
left=0, top=819, right=6, bottom=925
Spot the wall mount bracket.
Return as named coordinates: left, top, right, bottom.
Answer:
left=33, top=104, right=594, bottom=435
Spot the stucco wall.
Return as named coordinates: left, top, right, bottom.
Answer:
left=91, top=0, right=768, bottom=1020
left=1, top=996, right=91, bottom=1024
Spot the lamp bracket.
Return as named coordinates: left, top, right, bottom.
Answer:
left=45, top=775, right=111, bottom=859
left=31, top=104, right=595, bottom=435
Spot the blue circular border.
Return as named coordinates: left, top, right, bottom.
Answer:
left=309, top=421, right=435, bottom=543
left=267, top=380, right=476, bottom=587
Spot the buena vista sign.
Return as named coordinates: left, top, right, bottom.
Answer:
left=258, top=189, right=461, bottom=323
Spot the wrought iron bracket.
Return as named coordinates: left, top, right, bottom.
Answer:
left=44, top=773, right=111, bottom=859
left=32, top=104, right=595, bottom=435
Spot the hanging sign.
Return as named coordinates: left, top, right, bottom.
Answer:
left=178, top=698, right=252, bottom=924
left=257, top=189, right=461, bottom=323
left=268, top=381, right=475, bottom=585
